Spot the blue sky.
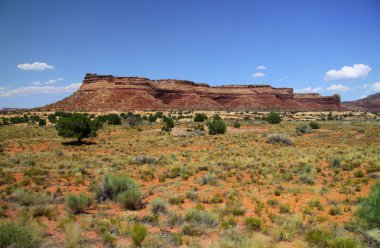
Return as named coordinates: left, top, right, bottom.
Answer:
left=0, top=0, right=379, bottom=108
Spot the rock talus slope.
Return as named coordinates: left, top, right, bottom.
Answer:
left=39, top=73, right=341, bottom=111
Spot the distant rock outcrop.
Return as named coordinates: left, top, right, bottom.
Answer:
left=342, top=93, right=380, bottom=112
left=39, top=73, right=341, bottom=112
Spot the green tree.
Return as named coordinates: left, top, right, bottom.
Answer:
left=161, top=116, right=174, bottom=132
left=56, top=113, right=102, bottom=144
left=265, top=112, right=282, bottom=124
left=193, top=113, right=208, bottom=122
left=208, top=119, right=227, bottom=135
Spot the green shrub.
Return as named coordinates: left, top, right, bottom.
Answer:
left=305, top=229, right=332, bottom=247
left=96, top=113, right=121, bottom=125
left=296, top=124, right=311, bottom=134
left=131, top=223, right=147, bottom=247
left=193, top=113, right=208, bottom=122
left=329, top=157, right=342, bottom=168
left=329, top=206, right=342, bottom=216
left=266, top=134, right=292, bottom=145
left=117, top=188, right=142, bottom=210
left=38, top=119, right=46, bottom=126
left=149, top=198, right=168, bottom=214
left=245, top=217, right=262, bottom=231
left=327, top=237, right=357, bottom=248
left=13, top=189, right=48, bottom=206
left=0, top=221, right=40, bottom=248
left=265, top=112, right=282, bottom=124
left=161, top=116, right=174, bottom=132
left=199, top=173, right=217, bottom=185
left=168, top=195, right=184, bottom=205
left=233, top=121, right=241, bottom=128
left=184, top=209, right=218, bottom=227
left=309, top=121, right=321, bottom=129
left=47, top=114, right=57, bottom=123
left=354, top=170, right=364, bottom=178
left=280, top=204, right=291, bottom=214
left=208, top=119, right=227, bottom=135
left=357, top=183, right=380, bottom=228
left=100, top=174, right=139, bottom=200
left=66, top=193, right=93, bottom=214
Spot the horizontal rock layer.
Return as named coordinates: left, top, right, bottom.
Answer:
left=342, top=93, right=380, bottom=112
left=39, top=73, right=341, bottom=111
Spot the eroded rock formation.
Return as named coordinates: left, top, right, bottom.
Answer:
left=39, top=73, right=341, bottom=111
left=342, top=93, right=380, bottom=112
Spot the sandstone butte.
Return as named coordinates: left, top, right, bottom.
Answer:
left=38, top=73, right=342, bottom=112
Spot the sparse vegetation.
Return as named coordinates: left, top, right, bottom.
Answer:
left=0, top=110, right=378, bottom=247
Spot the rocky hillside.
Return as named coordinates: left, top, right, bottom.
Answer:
left=39, top=73, right=341, bottom=112
left=342, top=93, right=380, bottom=112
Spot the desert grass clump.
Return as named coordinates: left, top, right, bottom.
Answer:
left=66, top=193, right=93, bottom=214
left=357, top=183, right=380, bottom=228
left=117, top=188, right=142, bottom=210
left=132, top=155, right=158, bottom=165
left=309, top=121, right=321, bottom=129
left=149, top=198, right=168, bottom=214
left=266, top=134, right=292, bottom=145
left=296, top=124, right=312, bottom=135
left=98, top=174, right=139, bottom=201
left=329, top=157, right=342, bottom=168
left=305, top=228, right=332, bottom=247
left=184, top=209, right=218, bottom=228
left=245, top=217, right=262, bottom=231
left=131, top=223, right=147, bottom=247
left=12, top=189, right=49, bottom=206
left=199, top=173, right=218, bottom=185
left=0, top=221, right=40, bottom=248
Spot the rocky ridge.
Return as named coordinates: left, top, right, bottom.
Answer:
left=39, top=73, right=342, bottom=111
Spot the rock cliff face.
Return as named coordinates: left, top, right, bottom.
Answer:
left=39, top=73, right=341, bottom=111
left=342, top=93, right=380, bottom=112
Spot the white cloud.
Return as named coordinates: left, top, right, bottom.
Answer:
left=252, top=72, right=265, bottom=78
left=29, top=78, right=64, bottom=86
left=371, top=82, right=380, bottom=92
left=324, top=64, right=371, bottom=81
left=295, top=87, right=323, bottom=93
left=326, top=84, right=351, bottom=92
left=278, top=76, right=288, bottom=82
left=256, top=65, right=266, bottom=70
left=45, top=78, right=64, bottom=85
left=0, top=83, right=81, bottom=97
left=17, top=62, right=54, bottom=71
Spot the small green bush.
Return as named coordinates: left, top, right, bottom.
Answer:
left=265, top=112, right=282, bottom=124
left=305, top=229, right=332, bottom=247
left=100, top=174, right=139, bottom=200
left=208, top=119, right=227, bottom=135
left=266, top=134, right=292, bottom=145
left=38, top=119, right=46, bottom=126
left=296, top=124, right=311, bottom=134
left=354, top=170, right=364, bottom=178
left=131, top=223, right=147, bottom=247
left=245, top=217, right=262, bottom=231
left=149, top=198, right=168, bottom=214
left=357, top=183, right=380, bottom=228
left=66, top=193, right=93, bottom=214
left=193, top=113, right=208, bottom=122
left=0, top=221, right=40, bottom=248
left=117, top=188, right=142, bottom=210
left=233, top=121, right=241, bottom=128
left=309, top=121, right=321, bottom=129
left=329, top=157, right=342, bottom=168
